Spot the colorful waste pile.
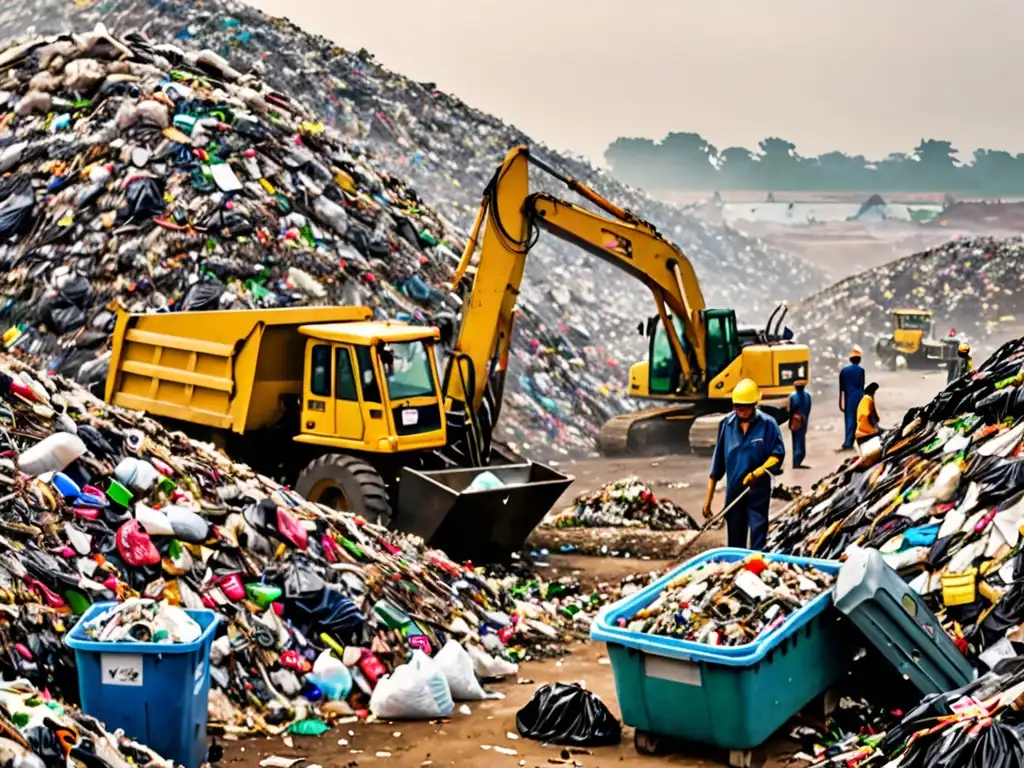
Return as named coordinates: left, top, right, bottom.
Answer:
left=75, top=598, right=202, bottom=643
left=0, top=6, right=829, bottom=458
left=0, top=352, right=613, bottom=738
left=769, top=332, right=1024, bottom=660
left=792, top=661, right=1024, bottom=767
left=543, top=477, right=697, bottom=531
left=618, top=554, right=835, bottom=646
left=0, top=679, right=173, bottom=768
left=792, top=236, right=1024, bottom=391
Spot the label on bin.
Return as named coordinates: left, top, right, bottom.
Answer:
left=101, top=654, right=144, bottom=687
left=644, top=655, right=702, bottom=687
left=401, top=409, right=418, bottom=426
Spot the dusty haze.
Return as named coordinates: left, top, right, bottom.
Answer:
left=244, top=0, right=1023, bottom=165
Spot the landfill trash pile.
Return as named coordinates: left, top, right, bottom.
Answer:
left=792, top=237, right=1024, bottom=391
left=77, top=597, right=202, bottom=643
left=792, top=661, right=1024, bottom=767
left=619, top=554, right=835, bottom=646
left=0, top=352, right=615, bottom=738
left=769, top=332, right=1024, bottom=660
left=0, top=679, right=173, bottom=768
left=0, top=2, right=829, bottom=457
left=543, top=477, right=698, bottom=531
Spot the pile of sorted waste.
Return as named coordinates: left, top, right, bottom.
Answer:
left=769, top=332, right=1024, bottom=660
left=544, top=477, right=697, bottom=531
left=792, top=661, right=1024, bottom=767
left=77, top=598, right=202, bottom=643
left=792, top=236, right=1024, bottom=391
left=0, top=352, right=612, bottom=738
left=618, top=555, right=835, bottom=646
left=0, top=5, right=829, bottom=458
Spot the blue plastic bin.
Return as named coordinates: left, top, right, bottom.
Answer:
left=65, top=602, right=219, bottom=768
left=591, top=548, right=851, bottom=750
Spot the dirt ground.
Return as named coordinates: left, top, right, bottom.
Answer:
left=220, top=370, right=946, bottom=768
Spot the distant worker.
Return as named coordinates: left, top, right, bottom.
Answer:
left=855, top=382, right=881, bottom=448
left=789, top=379, right=812, bottom=469
left=703, top=379, right=785, bottom=551
left=839, top=345, right=866, bottom=451
left=948, top=343, right=973, bottom=384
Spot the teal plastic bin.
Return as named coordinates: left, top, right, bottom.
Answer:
left=65, top=602, right=219, bottom=768
left=591, top=548, right=851, bottom=750
left=834, top=548, right=975, bottom=695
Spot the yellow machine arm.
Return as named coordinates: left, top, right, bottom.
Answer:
left=443, top=145, right=709, bottom=430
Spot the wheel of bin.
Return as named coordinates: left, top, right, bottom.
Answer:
left=633, top=730, right=666, bottom=756
left=296, top=454, right=392, bottom=526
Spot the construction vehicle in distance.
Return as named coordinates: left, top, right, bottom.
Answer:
left=875, top=309, right=961, bottom=370
left=603, top=302, right=805, bottom=455
left=105, top=145, right=809, bottom=555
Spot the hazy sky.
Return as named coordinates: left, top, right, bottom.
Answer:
left=246, top=0, right=1024, bottom=165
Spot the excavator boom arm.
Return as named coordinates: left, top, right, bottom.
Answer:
left=444, top=146, right=711, bottom=439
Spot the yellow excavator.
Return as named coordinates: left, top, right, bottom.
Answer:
left=104, top=145, right=808, bottom=558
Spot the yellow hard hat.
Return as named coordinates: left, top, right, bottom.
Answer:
left=851, top=345, right=864, bottom=358
left=794, top=379, right=808, bottom=387
left=732, top=378, right=761, bottom=405
left=958, top=343, right=971, bottom=354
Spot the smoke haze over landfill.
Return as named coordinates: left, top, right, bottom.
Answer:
left=248, top=0, right=1024, bottom=166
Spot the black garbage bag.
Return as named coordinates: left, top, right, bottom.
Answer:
left=178, top=280, right=225, bottom=312
left=118, top=176, right=166, bottom=222
left=516, top=683, right=621, bottom=747
left=0, top=180, right=35, bottom=239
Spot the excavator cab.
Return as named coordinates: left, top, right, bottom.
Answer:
left=295, top=321, right=448, bottom=454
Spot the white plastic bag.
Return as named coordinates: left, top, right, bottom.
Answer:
left=435, top=640, right=487, bottom=700
left=466, top=644, right=519, bottom=679
left=369, top=650, right=453, bottom=720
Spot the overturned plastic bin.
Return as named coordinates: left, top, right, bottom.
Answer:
left=592, top=548, right=852, bottom=757
left=834, top=548, right=975, bottom=695
left=65, top=602, right=219, bottom=768
left=397, top=463, right=573, bottom=561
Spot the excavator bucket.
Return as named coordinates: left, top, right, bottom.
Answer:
left=396, top=463, right=574, bottom=562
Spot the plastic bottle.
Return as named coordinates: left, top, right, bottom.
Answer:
left=18, top=433, right=87, bottom=476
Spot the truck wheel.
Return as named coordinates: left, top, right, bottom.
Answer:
left=296, top=454, right=392, bottom=527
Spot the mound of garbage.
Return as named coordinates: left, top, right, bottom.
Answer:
left=0, top=352, right=618, bottom=739
left=544, top=477, right=697, bottom=531
left=792, top=236, right=1024, bottom=390
left=0, top=5, right=828, bottom=457
left=769, top=332, right=1024, bottom=661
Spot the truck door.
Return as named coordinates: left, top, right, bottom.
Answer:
left=303, top=342, right=335, bottom=435
left=334, top=345, right=365, bottom=440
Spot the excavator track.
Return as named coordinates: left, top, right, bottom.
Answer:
left=599, top=404, right=705, bottom=457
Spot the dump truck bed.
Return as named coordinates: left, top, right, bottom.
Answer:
left=105, top=306, right=373, bottom=433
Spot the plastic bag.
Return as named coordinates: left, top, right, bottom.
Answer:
left=434, top=640, right=487, bottom=701
left=119, top=176, right=166, bottom=222
left=516, top=683, right=621, bottom=747
left=0, top=181, right=35, bottom=239
left=467, top=471, right=504, bottom=492
left=369, top=649, right=454, bottom=720
left=466, top=644, right=518, bottom=679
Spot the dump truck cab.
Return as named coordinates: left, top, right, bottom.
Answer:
left=892, top=309, right=934, bottom=353
left=296, top=321, right=447, bottom=455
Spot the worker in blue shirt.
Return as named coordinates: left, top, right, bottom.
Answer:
left=789, top=379, right=811, bottom=469
left=838, top=345, right=866, bottom=451
left=703, top=379, right=786, bottom=551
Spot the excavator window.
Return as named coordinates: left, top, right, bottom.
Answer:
left=335, top=347, right=359, bottom=401
left=649, top=317, right=686, bottom=395
left=310, top=344, right=332, bottom=397
left=382, top=342, right=436, bottom=400
left=704, top=310, right=740, bottom=379
left=897, top=314, right=931, bottom=332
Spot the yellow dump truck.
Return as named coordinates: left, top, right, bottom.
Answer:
left=105, top=305, right=449, bottom=525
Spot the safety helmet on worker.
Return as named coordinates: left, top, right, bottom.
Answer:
left=732, top=378, right=761, bottom=405
left=794, top=379, right=808, bottom=388
left=958, top=342, right=971, bottom=355
left=850, top=345, right=864, bottom=359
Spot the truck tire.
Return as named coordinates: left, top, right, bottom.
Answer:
left=296, top=454, right=392, bottom=527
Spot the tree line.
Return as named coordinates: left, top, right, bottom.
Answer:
left=604, top=133, right=1024, bottom=194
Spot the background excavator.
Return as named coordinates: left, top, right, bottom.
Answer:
left=104, top=145, right=809, bottom=559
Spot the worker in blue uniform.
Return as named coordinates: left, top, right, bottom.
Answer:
left=789, top=379, right=811, bottom=468
left=838, top=345, right=866, bottom=451
left=703, top=379, right=786, bottom=551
